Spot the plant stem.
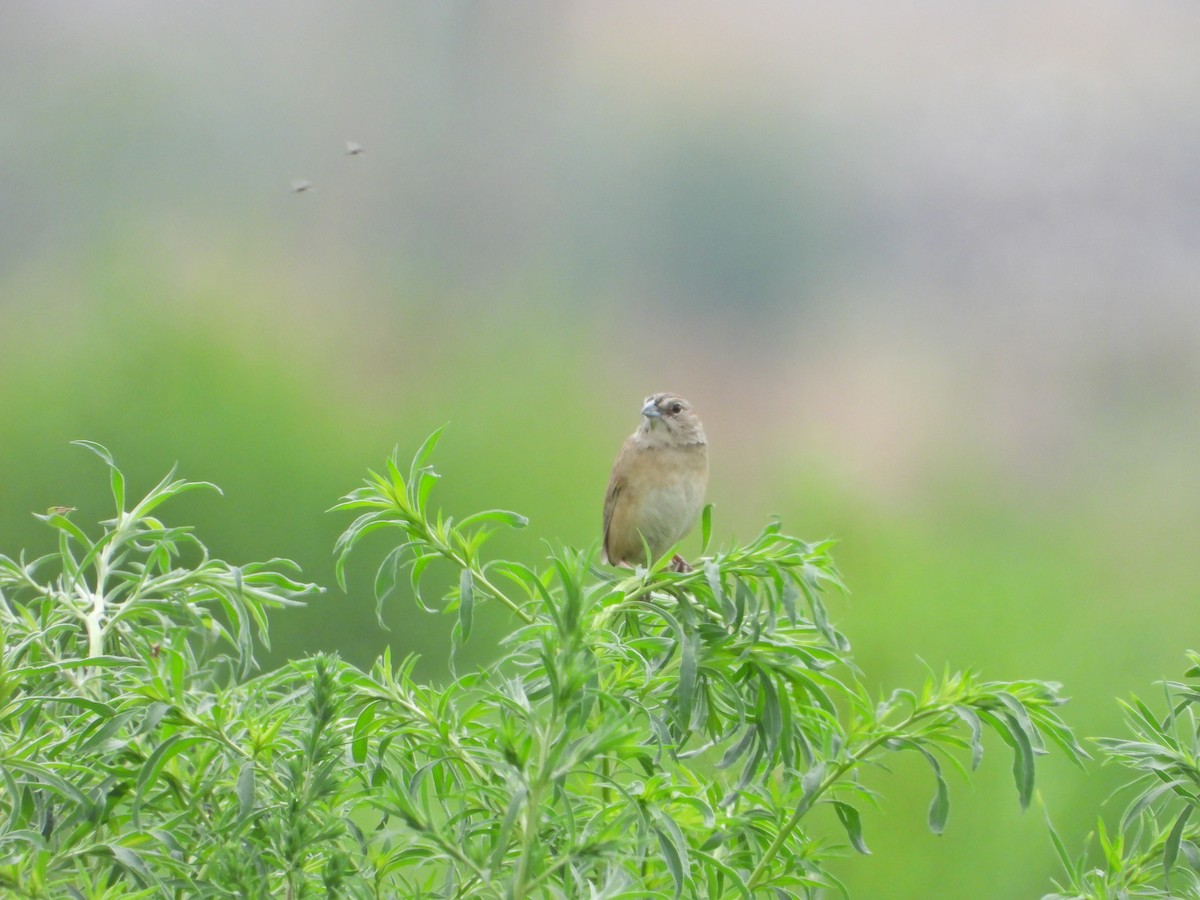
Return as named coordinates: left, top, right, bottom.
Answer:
left=745, top=708, right=936, bottom=890
left=510, top=723, right=551, bottom=900
left=472, top=568, right=533, bottom=625
left=85, top=513, right=128, bottom=660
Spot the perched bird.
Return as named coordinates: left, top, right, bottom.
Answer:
left=603, top=392, right=708, bottom=570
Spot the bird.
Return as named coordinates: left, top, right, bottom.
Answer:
left=603, top=392, right=708, bottom=570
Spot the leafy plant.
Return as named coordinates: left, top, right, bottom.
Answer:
left=1046, top=655, right=1200, bottom=899
left=0, top=442, right=320, bottom=897
left=0, top=436, right=1086, bottom=897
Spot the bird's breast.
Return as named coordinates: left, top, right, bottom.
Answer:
left=623, top=445, right=707, bottom=542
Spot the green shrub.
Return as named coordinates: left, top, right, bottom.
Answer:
left=0, top=436, right=1085, bottom=897
left=1047, top=655, right=1200, bottom=899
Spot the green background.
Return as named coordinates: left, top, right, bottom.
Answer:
left=4, top=4, right=1200, bottom=896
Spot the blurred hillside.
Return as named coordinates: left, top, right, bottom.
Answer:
left=4, top=3, right=1200, bottom=896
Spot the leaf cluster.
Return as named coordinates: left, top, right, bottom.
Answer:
left=0, top=437, right=1088, bottom=897
left=1046, top=654, right=1200, bottom=899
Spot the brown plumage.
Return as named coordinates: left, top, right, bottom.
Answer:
left=603, top=393, right=708, bottom=569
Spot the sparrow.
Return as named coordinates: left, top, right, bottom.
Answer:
left=603, top=392, right=708, bottom=570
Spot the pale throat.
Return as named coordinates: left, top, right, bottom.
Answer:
left=637, top=418, right=707, bottom=449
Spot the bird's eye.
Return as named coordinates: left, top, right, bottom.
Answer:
left=670, top=402, right=683, bottom=414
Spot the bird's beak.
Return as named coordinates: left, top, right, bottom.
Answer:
left=641, top=400, right=662, bottom=419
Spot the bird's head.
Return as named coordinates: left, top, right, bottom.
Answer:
left=638, top=392, right=706, bottom=446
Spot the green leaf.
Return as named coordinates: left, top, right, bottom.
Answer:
left=372, top=544, right=411, bottom=628
left=700, top=503, right=714, bottom=554
left=897, top=742, right=952, bottom=835
left=409, top=553, right=436, bottom=613
left=408, top=426, right=446, bottom=490
left=32, top=510, right=93, bottom=550
left=758, top=669, right=783, bottom=764
left=794, top=762, right=826, bottom=817
left=928, top=757, right=950, bottom=834
left=18, top=656, right=136, bottom=675
left=1164, top=804, right=1194, bottom=876
left=236, top=762, right=256, bottom=820
left=981, top=709, right=1035, bottom=810
left=110, top=464, right=126, bottom=512
left=415, top=466, right=440, bottom=516
left=693, top=848, right=752, bottom=899
left=134, top=735, right=207, bottom=827
left=458, top=568, right=475, bottom=642
left=70, top=439, right=116, bottom=467
left=129, top=469, right=221, bottom=519
left=653, top=811, right=690, bottom=899
left=107, top=844, right=153, bottom=882
left=77, top=710, right=136, bottom=754
left=1006, top=717, right=1036, bottom=811
left=703, top=560, right=725, bottom=614
left=780, top=580, right=799, bottom=626
left=717, top=727, right=757, bottom=770
left=457, top=509, right=529, bottom=531
left=352, top=701, right=379, bottom=765
left=1043, top=805, right=1076, bottom=876
left=677, top=630, right=699, bottom=728
left=489, top=786, right=527, bottom=874
left=2, top=758, right=93, bottom=810
left=21, top=695, right=116, bottom=720
left=953, top=705, right=985, bottom=771
left=383, top=456, right=407, bottom=501
left=1120, top=779, right=1191, bottom=832
left=831, top=800, right=870, bottom=854
left=997, top=691, right=1043, bottom=750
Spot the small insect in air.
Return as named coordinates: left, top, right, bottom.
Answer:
left=290, top=178, right=313, bottom=193
left=345, top=141, right=365, bottom=156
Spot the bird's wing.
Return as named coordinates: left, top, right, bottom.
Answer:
left=602, top=439, right=633, bottom=563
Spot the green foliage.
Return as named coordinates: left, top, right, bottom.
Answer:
left=1046, top=655, right=1200, bottom=899
left=0, top=439, right=1086, bottom=897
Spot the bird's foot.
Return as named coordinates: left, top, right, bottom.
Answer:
left=669, top=554, right=692, bottom=573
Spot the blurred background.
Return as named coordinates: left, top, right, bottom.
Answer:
left=4, top=2, right=1200, bottom=895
